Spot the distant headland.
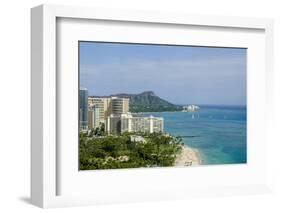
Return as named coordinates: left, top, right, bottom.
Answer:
left=89, top=91, right=183, bottom=113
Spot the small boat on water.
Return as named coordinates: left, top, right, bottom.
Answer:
left=182, top=105, right=200, bottom=112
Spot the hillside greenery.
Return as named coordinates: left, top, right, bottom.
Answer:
left=92, top=91, right=183, bottom=113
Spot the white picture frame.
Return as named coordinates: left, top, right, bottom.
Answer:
left=31, top=4, right=274, bottom=208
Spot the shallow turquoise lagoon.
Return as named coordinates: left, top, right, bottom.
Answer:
left=139, top=106, right=247, bottom=165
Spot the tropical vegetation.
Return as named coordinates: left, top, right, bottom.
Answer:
left=79, top=130, right=183, bottom=170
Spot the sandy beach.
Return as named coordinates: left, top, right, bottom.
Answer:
left=174, top=145, right=202, bottom=167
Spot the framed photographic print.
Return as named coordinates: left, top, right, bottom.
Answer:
left=31, top=4, right=274, bottom=208
left=78, top=42, right=247, bottom=170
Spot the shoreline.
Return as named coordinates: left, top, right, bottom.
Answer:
left=174, top=145, right=202, bottom=167
left=131, top=110, right=182, bottom=114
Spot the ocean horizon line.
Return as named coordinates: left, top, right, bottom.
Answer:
left=176, top=104, right=246, bottom=107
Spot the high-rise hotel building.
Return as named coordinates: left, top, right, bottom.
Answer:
left=79, top=88, right=88, bottom=131
left=88, top=106, right=100, bottom=129
left=111, top=97, right=129, bottom=115
left=81, top=92, right=164, bottom=134
left=88, top=97, right=111, bottom=123
left=88, top=96, right=129, bottom=124
left=106, top=112, right=164, bottom=134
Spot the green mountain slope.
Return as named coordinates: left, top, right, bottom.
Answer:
left=113, top=91, right=182, bottom=112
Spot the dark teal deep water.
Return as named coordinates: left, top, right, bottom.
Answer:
left=140, top=106, right=247, bottom=165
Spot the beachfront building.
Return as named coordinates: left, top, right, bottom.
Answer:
left=106, top=114, right=122, bottom=134
left=88, top=106, right=101, bottom=129
left=79, top=88, right=88, bottom=131
left=182, top=104, right=200, bottom=112
left=106, top=112, right=164, bottom=134
left=88, top=97, right=112, bottom=123
left=111, top=97, right=129, bottom=115
left=88, top=96, right=129, bottom=124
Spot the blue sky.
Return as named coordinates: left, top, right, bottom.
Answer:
left=80, top=42, right=246, bottom=105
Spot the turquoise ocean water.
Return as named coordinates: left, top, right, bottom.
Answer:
left=139, top=106, right=247, bottom=165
